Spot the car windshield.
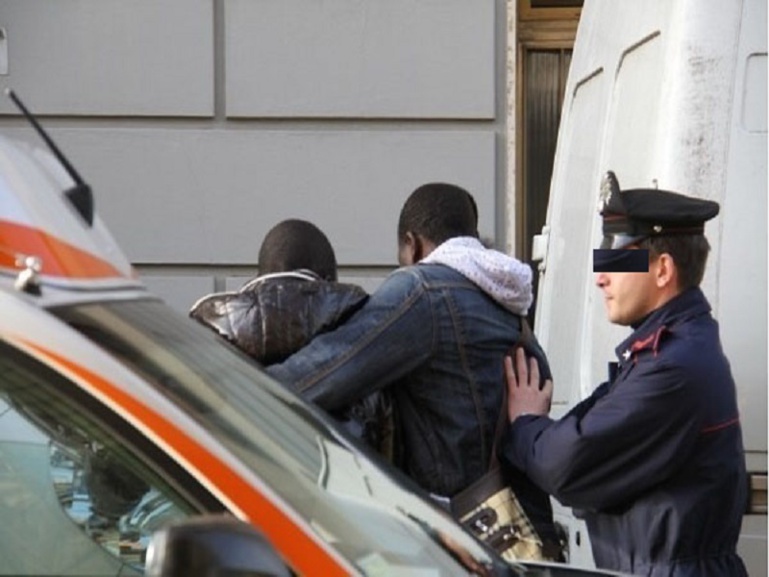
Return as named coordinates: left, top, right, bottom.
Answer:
left=52, top=298, right=513, bottom=576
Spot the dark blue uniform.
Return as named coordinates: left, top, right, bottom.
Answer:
left=501, top=287, right=748, bottom=576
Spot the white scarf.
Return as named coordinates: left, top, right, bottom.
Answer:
left=420, top=236, right=533, bottom=315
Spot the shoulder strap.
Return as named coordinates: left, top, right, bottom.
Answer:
left=489, top=316, right=532, bottom=471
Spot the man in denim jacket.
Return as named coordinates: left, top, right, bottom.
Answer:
left=267, top=184, right=552, bottom=510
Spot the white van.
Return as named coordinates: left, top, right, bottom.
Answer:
left=530, top=0, right=767, bottom=574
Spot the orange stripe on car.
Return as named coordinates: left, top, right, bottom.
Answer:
left=21, top=340, right=351, bottom=577
left=0, top=220, right=127, bottom=280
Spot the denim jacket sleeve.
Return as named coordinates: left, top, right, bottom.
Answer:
left=265, top=268, right=434, bottom=411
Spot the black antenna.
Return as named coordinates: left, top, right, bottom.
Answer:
left=5, top=88, right=94, bottom=226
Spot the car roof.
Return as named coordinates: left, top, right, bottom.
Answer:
left=0, top=134, right=143, bottom=300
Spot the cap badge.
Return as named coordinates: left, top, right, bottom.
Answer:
left=599, top=171, right=620, bottom=212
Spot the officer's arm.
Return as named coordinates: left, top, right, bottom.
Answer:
left=266, top=269, right=433, bottom=411
left=500, top=361, right=701, bottom=511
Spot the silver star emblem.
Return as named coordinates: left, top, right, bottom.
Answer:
left=622, top=349, right=631, bottom=361
left=598, top=171, right=620, bottom=212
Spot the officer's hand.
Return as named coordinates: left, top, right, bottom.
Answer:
left=505, top=347, right=553, bottom=422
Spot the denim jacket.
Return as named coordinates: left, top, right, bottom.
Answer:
left=268, top=260, right=550, bottom=498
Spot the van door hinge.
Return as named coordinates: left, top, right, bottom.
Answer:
left=749, top=473, right=767, bottom=514
left=531, top=226, right=550, bottom=272
left=0, top=28, right=7, bottom=76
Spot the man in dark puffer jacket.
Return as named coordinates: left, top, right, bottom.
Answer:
left=189, top=218, right=392, bottom=453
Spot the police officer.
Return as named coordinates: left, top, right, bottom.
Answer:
left=501, top=172, right=748, bottom=576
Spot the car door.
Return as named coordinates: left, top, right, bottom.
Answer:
left=0, top=294, right=487, bottom=576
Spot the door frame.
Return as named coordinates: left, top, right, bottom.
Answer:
left=514, top=0, right=580, bottom=259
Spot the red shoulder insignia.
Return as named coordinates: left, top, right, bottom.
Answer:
left=629, top=325, right=669, bottom=357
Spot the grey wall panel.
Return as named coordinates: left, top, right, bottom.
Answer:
left=225, top=273, right=388, bottom=295
left=225, top=0, right=495, bottom=118
left=225, top=275, right=256, bottom=292
left=3, top=127, right=496, bottom=266
left=143, top=271, right=388, bottom=318
left=139, top=274, right=215, bottom=315
left=0, top=0, right=213, bottom=116
left=337, top=274, right=388, bottom=295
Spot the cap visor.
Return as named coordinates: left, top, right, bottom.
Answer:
left=600, top=234, right=648, bottom=249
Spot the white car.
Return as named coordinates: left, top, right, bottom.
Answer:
left=0, top=93, right=627, bottom=577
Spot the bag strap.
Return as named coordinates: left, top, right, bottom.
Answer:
left=488, top=316, right=533, bottom=472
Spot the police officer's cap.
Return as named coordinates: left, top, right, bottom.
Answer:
left=599, top=171, right=720, bottom=249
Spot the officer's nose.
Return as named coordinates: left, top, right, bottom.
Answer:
left=595, top=272, right=609, bottom=288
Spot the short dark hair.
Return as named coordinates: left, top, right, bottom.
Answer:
left=639, top=234, right=710, bottom=290
left=258, top=219, right=337, bottom=281
left=397, top=183, right=479, bottom=245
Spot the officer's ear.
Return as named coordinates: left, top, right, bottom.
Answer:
left=653, top=252, right=678, bottom=290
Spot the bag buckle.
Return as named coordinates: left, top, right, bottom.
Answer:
left=464, top=507, right=498, bottom=536
left=488, top=524, right=523, bottom=552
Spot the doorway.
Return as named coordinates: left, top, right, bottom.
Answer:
left=515, top=0, right=582, bottom=324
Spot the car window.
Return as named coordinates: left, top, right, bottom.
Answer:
left=0, top=342, right=195, bottom=576
left=53, top=299, right=503, bottom=575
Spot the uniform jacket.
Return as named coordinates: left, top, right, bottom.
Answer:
left=500, top=287, right=748, bottom=576
left=267, top=238, right=549, bottom=498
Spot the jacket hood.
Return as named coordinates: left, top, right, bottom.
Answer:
left=420, top=236, right=533, bottom=314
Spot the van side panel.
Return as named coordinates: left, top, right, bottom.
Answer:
left=718, top=0, right=767, bottom=571
left=718, top=0, right=767, bottom=471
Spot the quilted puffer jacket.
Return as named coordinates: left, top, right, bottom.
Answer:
left=190, top=270, right=392, bottom=453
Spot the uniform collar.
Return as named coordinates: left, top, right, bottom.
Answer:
left=615, top=287, right=711, bottom=362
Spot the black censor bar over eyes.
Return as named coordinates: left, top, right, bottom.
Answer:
left=593, top=249, right=649, bottom=273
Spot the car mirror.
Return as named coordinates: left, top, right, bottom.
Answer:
left=145, top=514, right=292, bottom=577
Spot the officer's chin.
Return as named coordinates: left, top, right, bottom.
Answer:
left=606, top=308, right=633, bottom=327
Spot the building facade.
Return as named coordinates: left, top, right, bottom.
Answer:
left=0, top=0, right=577, bottom=313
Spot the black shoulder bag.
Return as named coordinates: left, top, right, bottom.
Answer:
left=450, top=317, right=549, bottom=562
